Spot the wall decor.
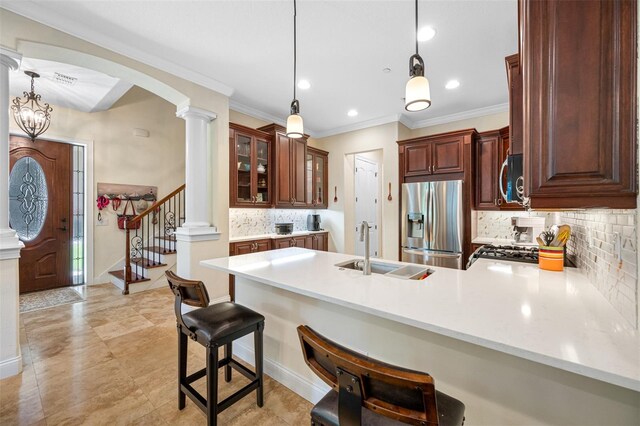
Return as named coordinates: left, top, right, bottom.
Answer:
left=97, top=182, right=157, bottom=203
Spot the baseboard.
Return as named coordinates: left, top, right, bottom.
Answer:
left=233, top=341, right=329, bottom=404
left=0, top=354, right=23, bottom=379
left=210, top=295, right=231, bottom=305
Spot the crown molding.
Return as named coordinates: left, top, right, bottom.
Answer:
left=408, top=103, right=509, bottom=129
left=312, top=114, right=401, bottom=139
left=2, top=2, right=234, bottom=97
left=229, top=100, right=287, bottom=128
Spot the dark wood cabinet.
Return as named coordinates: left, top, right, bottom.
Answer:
left=520, top=0, right=637, bottom=209
left=229, top=238, right=271, bottom=256
left=475, top=127, right=524, bottom=211
left=229, top=123, right=272, bottom=208
left=475, top=130, right=501, bottom=210
left=505, top=53, right=523, bottom=156
left=306, top=147, right=329, bottom=209
left=399, top=132, right=466, bottom=178
left=259, top=124, right=308, bottom=208
left=271, top=235, right=308, bottom=250
left=305, top=232, right=328, bottom=251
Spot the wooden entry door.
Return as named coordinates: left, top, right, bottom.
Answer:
left=9, top=136, right=72, bottom=293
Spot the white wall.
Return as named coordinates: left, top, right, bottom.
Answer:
left=310, top=122, right=400, bottom=258
left=10, top=86, right=185, bottom=282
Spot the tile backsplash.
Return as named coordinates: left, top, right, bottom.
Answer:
left=229, top=208, right=318, bottom=237
left=476, top=209, right=638, bottom=327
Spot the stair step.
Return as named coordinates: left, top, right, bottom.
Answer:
left=145, top=245, right=177, bottom=255
left=131, top=259, right=167, bottom=269
left=108, top=270, right=150, bottom=283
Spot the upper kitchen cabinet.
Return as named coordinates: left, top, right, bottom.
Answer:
left=229, top=123, right=272, bottom=208
left=398, top=129, right=475, bottom=180
left=520, top=0, right=637, bottom=209
left=306, top=147, right=329, bottom=209
left=505, top=53, right=522, bottom=156
left=259, top=124, right=308, bottom=208
left=475, top=127, right=524, bottom=211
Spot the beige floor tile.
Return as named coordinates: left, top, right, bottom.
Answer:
left=262, top=381, right=313, bottom=425
left=92, top=314, right=155, bottom=340
left=44, top=386, right=154, bottom=426
left=226, top=405, right=289, bottom=426
left=82, top=305, right=140, bottom=328
left=32, top=340, right=114, bottom=384
left=0, top=368, right=45, bottom=426
left=155, top=400, right=206, bottom=425
left=26, top=325, right=103, bottom=363
left=104, top=325, right=174, bottom=358
left=127, top=409, right=169, bottom=425
left=37, top=359, right=135, bottom=417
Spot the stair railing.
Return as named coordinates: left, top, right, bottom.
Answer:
left=123, top=184, right=185, bottom=294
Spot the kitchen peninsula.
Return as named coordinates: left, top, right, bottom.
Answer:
left=201, top=248, right=639, bottom=425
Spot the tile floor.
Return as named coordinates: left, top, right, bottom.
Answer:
left=0, top=284, right=313, bottom=425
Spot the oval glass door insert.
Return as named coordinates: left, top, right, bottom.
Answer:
left=9, top=156, right=49, bottom=241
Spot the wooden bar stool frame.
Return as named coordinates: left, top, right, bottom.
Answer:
left=166, top=271, right=264, bottom=425
left=298, top=325, right=465, bottom=426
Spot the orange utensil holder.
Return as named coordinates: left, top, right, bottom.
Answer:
left=539, top=246, right=564, bottom=271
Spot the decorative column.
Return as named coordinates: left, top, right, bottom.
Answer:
left=0, top=47, right=24, bottom=379
left=174, top=106, right=221, bottom=283
left=175, top=106, right=219, bottom=237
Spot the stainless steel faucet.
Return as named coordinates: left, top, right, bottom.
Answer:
left=359, top=221, right=372, bottom=275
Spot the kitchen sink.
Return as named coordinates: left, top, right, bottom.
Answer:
left=335, top=259, right=433, bottom=280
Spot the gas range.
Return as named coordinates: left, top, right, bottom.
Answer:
left=467, top=244, right=539, bottom=268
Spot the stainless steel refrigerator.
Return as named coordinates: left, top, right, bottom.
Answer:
left=401, top=180, right=463, bottom=269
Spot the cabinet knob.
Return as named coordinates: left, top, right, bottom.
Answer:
left=428, top=165, right=432, bottom=173
left=497, top=198, right=503, bottom=206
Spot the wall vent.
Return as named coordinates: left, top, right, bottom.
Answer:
left=53, top=72, right=78, bottom=86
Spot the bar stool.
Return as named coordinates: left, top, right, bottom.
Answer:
left=297, top=325, right=466, bottom=426
left=166, top=271, right=265, bottom=426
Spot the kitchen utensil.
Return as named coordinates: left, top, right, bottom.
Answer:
left=551, top=225, right=571, bottom=247
left=388, top=182, right=392, bottom=201
left=536, top=236, right=545, bottom=246
left=540, top=230, right=555, bottom=246
left=334, top=186, right=338, bottom=203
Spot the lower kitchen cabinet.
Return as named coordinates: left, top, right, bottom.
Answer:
left=229, top=239, right=271, bottom=256
left=306, top=232, right=328, bottom=251
left=272, top=235, right=308, bottom=250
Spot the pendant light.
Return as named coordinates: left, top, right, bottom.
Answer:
left=405, top=0, right=431, bottom=112
left=11, top=71, right=53, bottom=141
left=286, top=0, right=304, bottom=138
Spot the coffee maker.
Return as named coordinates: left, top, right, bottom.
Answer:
left=307, top=214, right=321, bottom=231
left=511, top=217, right=545, bottom=244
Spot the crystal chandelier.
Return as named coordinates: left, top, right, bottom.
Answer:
left=11, top=71, right=52, bottom=142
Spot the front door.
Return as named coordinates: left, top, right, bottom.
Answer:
left=9, top=135, right=72, bottom=293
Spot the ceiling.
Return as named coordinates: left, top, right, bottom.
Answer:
left=10, top=58, right=133, bottom=113
left=3, top=1, right=518, bottom=137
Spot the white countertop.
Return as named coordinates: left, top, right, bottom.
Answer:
left=201, top=248, right=640, bottom=392
left=230, top=230, right=328, bottom=243
left=472, top=236, right=538, bottom=247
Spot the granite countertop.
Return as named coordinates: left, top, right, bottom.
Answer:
left=230, top=230, right=328, bottom=243
left=201, top=248, right=640, bottom=392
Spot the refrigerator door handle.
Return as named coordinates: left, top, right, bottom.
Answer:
left=403, top=249, right=461, bottom=259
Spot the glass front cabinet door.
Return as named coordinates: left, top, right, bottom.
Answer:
left=306, top=147, right=329, bottom=209
left=230, top=123, right=272, bottom=207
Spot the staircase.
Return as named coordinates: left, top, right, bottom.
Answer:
left=109, top=185, right=185, bottom=294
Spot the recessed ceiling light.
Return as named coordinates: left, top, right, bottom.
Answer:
left=445, top=79, right=460, bottom=90
left=417, top=26, right=436, bottom=42
left=347, top=109, right=358, bottom=117
left=297, top=79, right=311, bottom=90
left=382, top=67, right=391, bottom=74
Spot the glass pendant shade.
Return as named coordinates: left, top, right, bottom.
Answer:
left=405, top=75, right=431, bottom=112
left=286, top=113, right=304, bottom=138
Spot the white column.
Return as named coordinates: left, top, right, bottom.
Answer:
left=0, top=47, right=24, bottom=380
left=175, top=106, right=220, bottom=241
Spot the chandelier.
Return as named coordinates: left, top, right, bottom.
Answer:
left=11, top=71, right=52, bottom=142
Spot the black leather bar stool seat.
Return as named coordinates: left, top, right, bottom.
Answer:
left=166, top=271, right=265, bottom=426
left=298, top=325, right=466, bottom=426
left=182, top=302, right=265, bottom=343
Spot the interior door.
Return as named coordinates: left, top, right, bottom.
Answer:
left=354, top=156, right=379, bottom=257
left=9, top=136, right=72, bottom=293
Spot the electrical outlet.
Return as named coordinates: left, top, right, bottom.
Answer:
left=97, top=217, right=109, bottom=226
left=613, top=232, right=621, bottom=260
